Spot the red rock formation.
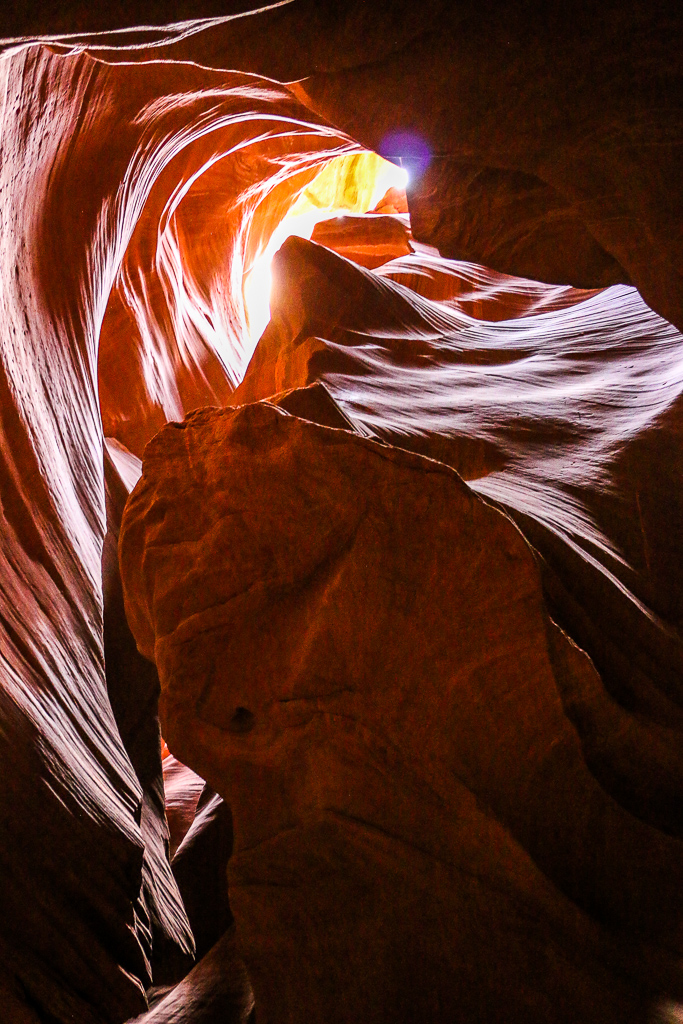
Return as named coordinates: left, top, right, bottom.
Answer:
left=372, top=185, right=409, bottom=215
left=94, top=70, right=356, bottom=456
left=0, top=2, right=679, bottom=1021
left=119, top=402, right=683, bottom=1022
left=0, top=38, right=355, bottom=1024
left=66, top=0, right=682, bottom=331
left=376, top=252, right=604, bottom=319
left=288, top=3, right=682, bottom=332
left=310, top=212, right=412, bottom=269
left=232, top=238, right=683, bottom=845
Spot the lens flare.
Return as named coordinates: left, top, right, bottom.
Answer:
left=379, top=130, right=431, bottom=181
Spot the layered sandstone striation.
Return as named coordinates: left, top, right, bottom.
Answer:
left=0, top=39, right=358, bottom=1022
left=51, top=0, right=681, bottom=332
left=0, top=2, right=680, bottom=1021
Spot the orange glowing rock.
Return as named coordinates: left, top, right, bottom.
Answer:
left=0, top=40, right=358, bottom=1022
left=310, top=212, right=412, bottom=268
left=0, top=3, right=680, bottom=1020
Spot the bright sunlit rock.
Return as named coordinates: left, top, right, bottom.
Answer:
left=243, top=152, right=409, bottom=349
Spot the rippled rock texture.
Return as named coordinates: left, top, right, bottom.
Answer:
left=0, top=1, right=681, bottom=1021
left=0, top=26, right=369, bottom=1018
left=236, top=237, right=683, bottom=838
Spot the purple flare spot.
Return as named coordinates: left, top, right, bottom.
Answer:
left=378, top=130, right=432, bottom=180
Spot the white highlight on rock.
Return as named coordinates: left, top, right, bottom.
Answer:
left=243, top=154, right=408, bottom=351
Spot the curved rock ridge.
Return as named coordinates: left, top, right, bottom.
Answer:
left=120, top=401, right=683, bottom=1022
left=94, top=66, right=358, bottom=457
left=0, top=4, right=679, bottom=1021
left=0, top=44, right=186, bottom=1014
left=291, top=2, right=682, bottom=333
left=233, top=238, right=683, bottom=814
left=375, top=251, right=604, bottom=319
left=0, top=39, right=365, bottom=1022
left=29, top=0, right=679, bottom=332
left=305, top=216, right=604, bottom=314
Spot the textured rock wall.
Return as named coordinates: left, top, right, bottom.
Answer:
left=0, top=2, right=680, bottom=1021
left=0, top=38, right=354, bottom=1023
left=0, top=46, right=156, bottom=1022
left=119, top=402, right=683, bottom=1022
left=56, top=0, right=682, bottom=331
left=233, top=237, right=683, bottom=837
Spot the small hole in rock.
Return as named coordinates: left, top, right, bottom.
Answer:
left=229, top=706, right=255, bottom=734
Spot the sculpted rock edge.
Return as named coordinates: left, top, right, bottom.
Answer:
left=120, top=402, right=683, bottom=1023
left=0, top=3, right=679, bottom=1019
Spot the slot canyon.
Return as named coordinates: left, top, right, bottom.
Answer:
left=0, top=2, right=681, bottom=1021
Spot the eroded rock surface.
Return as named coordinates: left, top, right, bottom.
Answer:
left=120, top=402, right=683, bottom=1022
left=232, top=239, right=683, bottom=844
left=0, top=4, right=680, bottom=1021
left=0, top=41, right=358, bottom=1021
left=104, top=441, right=195, bottom=985
left=15, top=1, right=678, bottom=332
left=310, top=212, right=412, bottom=268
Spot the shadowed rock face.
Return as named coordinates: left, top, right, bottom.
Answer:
left=119, top=402, right=683, bottom=1023
left=103, top=441, right=195, bottom=986
left=130, top=928, right=254, bottom=1024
